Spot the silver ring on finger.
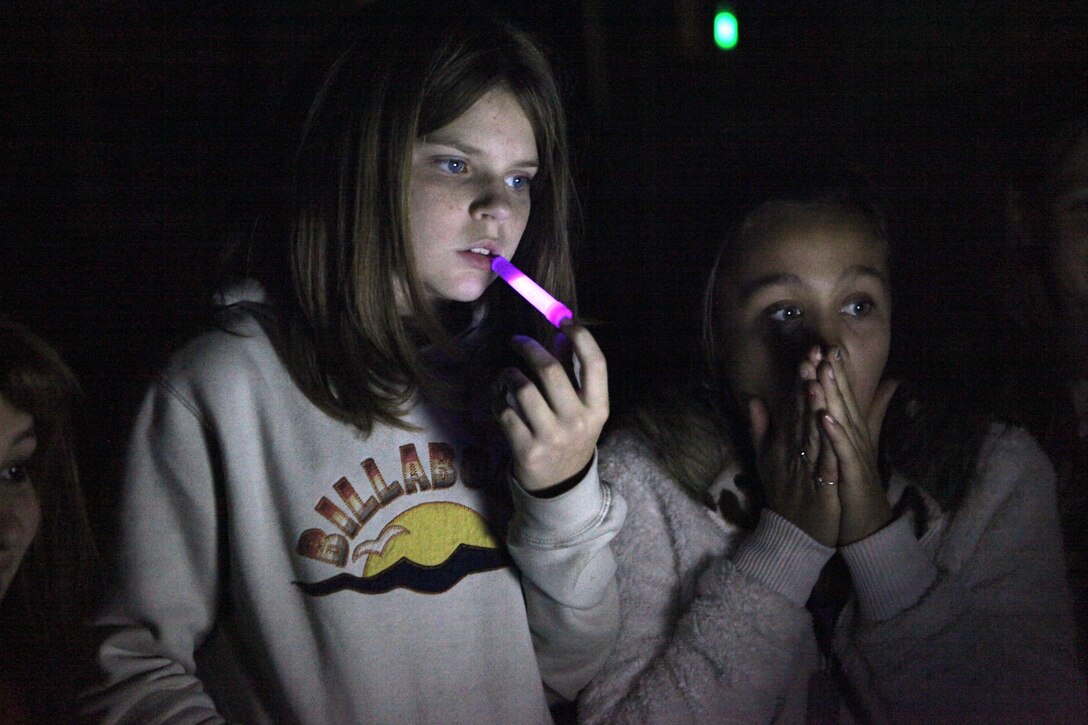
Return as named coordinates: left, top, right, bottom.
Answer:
left=799, top=449, right=808, bottom=461
left=814, top=476, right=837, bottom=487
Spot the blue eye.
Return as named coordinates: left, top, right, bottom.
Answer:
left=437, top=159, right=467, bottom=174
left=842, top=299, right=874, bottom=317
left=506, top=174, right=531, bottom=191
left=766, top=304, right=803, bottom=324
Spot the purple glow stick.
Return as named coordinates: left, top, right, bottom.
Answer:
left=490, top=255, right=573, bottom=328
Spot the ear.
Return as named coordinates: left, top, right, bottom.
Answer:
left=867, top=378, right=899, bottom=447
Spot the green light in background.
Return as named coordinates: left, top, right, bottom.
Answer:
left=714, top=10, right=738, bottom=50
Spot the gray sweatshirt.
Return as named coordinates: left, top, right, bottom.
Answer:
left=579, top=426, right=1086, bottom=724
left=85, top=304, right=625, bottom=724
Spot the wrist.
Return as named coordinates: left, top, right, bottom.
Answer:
left=838, top=503, right=893, bottom=546
left=522, top=455, right=593, bottom=498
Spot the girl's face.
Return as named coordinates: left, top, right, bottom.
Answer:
left=716, top=208, right=892, bottom=418
left=407, top=86, right=538, bottom=308
left=0, top=394, right=40, bottom=601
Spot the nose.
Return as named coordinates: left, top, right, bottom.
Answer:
left=469, top=177, right=513, bottom=222
left=811, top=314, right=843, bottom=358
left=772, top=313, right=842, bottom=381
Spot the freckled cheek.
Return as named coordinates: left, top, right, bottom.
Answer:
left=513, top=195, right=531, bottom=219
left=432, top=190, right=463, bottom=215
left=507, top=198, right=531, bottom=241
left=2, top=490, right=42, bottom=550
left=412, top=185, right=464, bottom=218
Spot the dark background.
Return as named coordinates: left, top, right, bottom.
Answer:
left=2, top=1, right=1086, bottom=525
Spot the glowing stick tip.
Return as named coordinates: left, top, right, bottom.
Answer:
left=490, top=255, right=573, bottom=328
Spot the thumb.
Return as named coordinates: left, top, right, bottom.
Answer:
left=867, top=378, right=899, bottom=447
left=748, top=397, right=770, bottom=451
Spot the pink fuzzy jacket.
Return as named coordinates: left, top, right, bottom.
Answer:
left=580, top=425, right=1087, bottom=724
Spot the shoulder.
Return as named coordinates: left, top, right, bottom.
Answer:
left=163, top=283, right=273, bottom=378
left=916, top=424, right=1075, bottom=610
left=167, top=310, right=274, bottom=384
left=153, top=298, right=290, bottom=420
left=600, top=428, right=676, bottom=503
left=600, top=428, right=730, bottom=565
left=975, top=423, right=1054, bottom=484
left=941, top=423, right=1059, bottom=554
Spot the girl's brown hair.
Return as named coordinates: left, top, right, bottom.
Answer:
left=0, top=317, right=99, bottom=714
left=243, top=9, right=575, bottom=434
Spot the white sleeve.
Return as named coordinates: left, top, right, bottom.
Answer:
left=83, top=379, right=227, bottom=724
left=506, top=451, right=627, bottom=701
left=836, top=427, right=1088, bottom=723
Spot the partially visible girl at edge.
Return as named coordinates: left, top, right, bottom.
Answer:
left=999, top=114, right=1088, bottom=672
left=0, top=317, right=100, bottom=723
left=578, top=162, right=1086, bottom=723
left=84, top=7, right=624, bottom=724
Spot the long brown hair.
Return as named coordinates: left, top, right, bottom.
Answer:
left=0, top=317, right=100, bottom=712
left=241, top=9, right=575, bottom=434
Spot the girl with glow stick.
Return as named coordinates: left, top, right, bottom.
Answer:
left=579, top=158, right=1086, bottom=723
left=85, top=5, right=622, bottom=722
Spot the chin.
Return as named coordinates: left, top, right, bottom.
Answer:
left=438, top=291, right=486, bottom=306
left=440, top=279, right=495, bottom=305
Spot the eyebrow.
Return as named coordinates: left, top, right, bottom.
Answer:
left=418, top=135, right=539, bottom=169
left=12, top=426, right=36, bottom=445
left=2, top=426, right=37, bottom=456
left=739, top=265, right=887, bottom=302
left=739, top=273, right=801, bottom=302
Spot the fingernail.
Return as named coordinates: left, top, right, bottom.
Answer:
left=824, top=412, right=837, bottom=426
left=827, top=365, right=835, bottom=380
